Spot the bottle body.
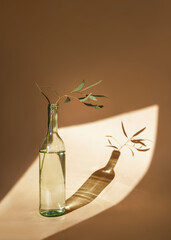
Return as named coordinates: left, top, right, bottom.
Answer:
left=39, top=104, right=65, bottom=217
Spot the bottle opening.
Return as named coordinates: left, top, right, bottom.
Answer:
left=48, top=104, right=58, bottom=110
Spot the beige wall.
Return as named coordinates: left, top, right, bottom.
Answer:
left=1, top=0, right=170, bottom=237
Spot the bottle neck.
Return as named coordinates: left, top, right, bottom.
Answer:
left=104, top=150, right=120, bottom=171
left=47, top=104, right=58, bottom=134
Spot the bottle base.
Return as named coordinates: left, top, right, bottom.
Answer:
left=39, top=208, right=65, bottom=217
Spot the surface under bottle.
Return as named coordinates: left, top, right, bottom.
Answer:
left=39, top=151, right=65, bottom=217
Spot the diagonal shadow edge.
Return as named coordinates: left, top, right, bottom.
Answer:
left=0, top=104, right=158, bottom=203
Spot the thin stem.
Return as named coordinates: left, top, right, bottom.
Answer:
left=55, top=94, right=81, bottom=104
left=71, top=90, right=84, bottom=95
left=40, top=153, right=45, bottom=175
left=40, top=113, right=51, bottom=176
left=66, top=95, right=80, bottom=101
left=55, top=96, right=62, bottom=104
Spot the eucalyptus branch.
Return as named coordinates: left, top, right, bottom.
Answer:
left=53, top=80, right=107, bottom=109
left=37, top=79, right=107, bottom=180
left=55, top=94, right=80, bottom=104
left=40, top=112, right=51, bottom=176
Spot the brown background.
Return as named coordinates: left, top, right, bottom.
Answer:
left=1, top=0, right=171, bottom=239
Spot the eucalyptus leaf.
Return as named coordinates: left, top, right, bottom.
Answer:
left=81, top=94, right=98, bottom=101
left=64, top=97, right=71, bottom=103
left=72, top=80, right=85, bottom=92
left=35, top=81, right=51, bottom=104
left=81, top=80, right=102, bottom=92
left=89, top=95, right=97, bottom=101
left=78, top=93, right=92, bottom=102
left=83, top=103, right=104, bottom=109
left=93, top=95, right=107, bottom=98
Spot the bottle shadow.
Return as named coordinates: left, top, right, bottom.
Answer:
left=65, top=150, right=120, bottom=214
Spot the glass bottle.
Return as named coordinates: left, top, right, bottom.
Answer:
left=39, top=104, right=65, bottom=217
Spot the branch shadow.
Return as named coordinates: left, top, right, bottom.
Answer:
left=65, top=150, right=120, bottom=213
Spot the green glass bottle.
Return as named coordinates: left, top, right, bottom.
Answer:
left=39, top=104, right=65, bottom=217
